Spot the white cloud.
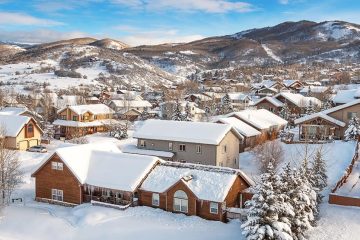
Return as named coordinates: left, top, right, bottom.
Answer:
left=0, top=12, right=64, bottom=26
left=111, top=0, right=254, bottom=13
left=0, top=29, right=87, bottom=44
left=113, top=26, right=204, bottom=46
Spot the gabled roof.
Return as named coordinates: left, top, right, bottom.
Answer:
left=282, top=79, right=302, bottom=88
left=332, top=88, right=360, bottom=104
left=133, top=119, right=242, bottom=145
left=228, top=109, right=287, bottom=130
left=140, top=162, right=254, bottom=202
left=32, top=143, right=160, bottom=192
left=215, top=117, right=261, bottom=137
left=254, top=97, right=284, bottom=107
left=275, top=92, right=322, bottom=107
left=110, top=100, right=152, bottom=108
left=0, top=107, right=27, bottom=116
left=227, top=93, right=250, bottom=101
left=294, top=112, right=346, bottom=127
left=0, top=115, right=39, bottom=137
left=57, top=104, right=115, bottom=115
left=322, top=99, right=360, bottom=115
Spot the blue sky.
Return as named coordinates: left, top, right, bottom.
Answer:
left=0, top=0, right=359, bottom=45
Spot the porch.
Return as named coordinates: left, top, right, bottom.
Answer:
left=82, top=185, right=135, bottom=207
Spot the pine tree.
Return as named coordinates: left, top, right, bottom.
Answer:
left=221, top=93, right=233, bottom=114
left=172, top=100, right=183, bottom=121
left=310, top=148, right=328, bottom=203
left=140, top=107, right=150, bottom=121
left=280, top=101, right=290, bottom=120
left=182, top=102, right=192, bottom=121
left=305, top=101, right=315, bottom=115
left=242, top=163, right=294, bottom=240
left=345, top=116, right=360, bottom=141
left=321, top=100, right=333, bottom=111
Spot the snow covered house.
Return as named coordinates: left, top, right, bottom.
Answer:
left=227, top=109, right=287, bottom=142
left=299, top=86, right=332, bottom=101
left=254, top=92, right=322, bottom=115
left=53, top=104, right=117, bottom=139
left=282, top=80, right=303, bottom=92
left=0, top=114, right=43, bottom=150
left=184, top=93, right=212, bottom=105
left=131, top=119, right=243, bottom=169
left=138, top=162, right=254, bottom=222
left=0, top=106, right=42, bottom=120
left=224, top=93, right=252, bottom=110
left=215, top=117, right=261, bottom=150
left=294, top=99, right=360, bottom=140
left=31, top=143, right=161, bottom=206
left=108, top=99, right=152, bottom=121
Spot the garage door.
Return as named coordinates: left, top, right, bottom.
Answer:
left=28, top=139, right=39, bottom=148
left=18, top=141, right=28, bottom=151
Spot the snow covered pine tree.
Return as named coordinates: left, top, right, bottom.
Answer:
left=345, top=116, right=360, bottom=141
left=221, top=93, right=234, bottom=114
left=172, top=100, right=183, bottom=121
left=310, top=148, right=328, bottom=204
left=242, top=163, right=294, bottom=240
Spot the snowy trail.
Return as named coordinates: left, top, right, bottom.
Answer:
left=261, top=44, right=283, bottom=63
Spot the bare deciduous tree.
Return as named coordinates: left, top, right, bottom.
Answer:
left=0, top=127, right=23, bottom=207
left=252, top=140, right=284, bottom=173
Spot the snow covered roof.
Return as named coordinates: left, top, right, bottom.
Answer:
left=33, top=143, right=160, bottom=192
left=299, top=86, right=330, bottom=94
left=282, top=79, right=300, bottom=87
left=57, top=104, right=115, bottom=115
left=228, top=109, right=287, bottom=130
left=0, top=115, right=32, bottom=137
left=133, top=119, right=242, bottom=145
left=275, top=92, right=322, bottom=107
left=254, top=97, right=284, bottom=107
left=332, top=88, right=359, bottom=104
left=294, top=112, right=346, bottom=127
left=110, top=100, right=152, bottom=108
left=140, top=162, right=252, bottom=202
left=215, top=117, right=261, bottom=137
left=0, top=107, right=27, bottom=116
left=184, top=93, right=212, bottom=101
left=121, top=144, right=174, bottom=158
left=323, top=99, right=360, bottom=115
left=53, top=119, right=119, bottom=127
left=227, top=93, right=250, bottom=101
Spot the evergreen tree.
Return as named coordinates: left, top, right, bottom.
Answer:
left=140, top=107, right=150, bottom=120
left=221, top=93, right=234, bottom=114
left=242, top=163, right=294, bottom=240
left=345, top=116, right=360, bottom=141
left=182, top=102, right=193, bottom=121
left=305, top=101, right=315, bottom=115
left=172, top=100, right=183, bottom=121
left=310, top=148, right=328, bottom=203
left=321, top=100, right=333, bottom=111
left=280, top=101, right=290, bottom=120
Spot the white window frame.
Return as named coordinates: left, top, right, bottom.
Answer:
left=196, top=145, right=202, bottom=154
left=152, top=193, right=160, bottom=206
left=169, top=142, right=173, bottom=151
left=51, top=189, right=63, bottom=201
left=173, top=190, right=188, bottom=213
left=140, top=140, right=146, bottom=147
left=179, top=144, right=186, bottom=152
left=210, top=202, right=218, bottom=214
left=51, top=162, right=63, bottom=171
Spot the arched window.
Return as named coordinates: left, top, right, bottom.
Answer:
left=27, top=124, right=34, bottom=133
left=26, top=123, right=34, bottom=138
left=173, top=190, right=188, bottom=213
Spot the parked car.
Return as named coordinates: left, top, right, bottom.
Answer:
left=27, top=145, right=47, bottom=153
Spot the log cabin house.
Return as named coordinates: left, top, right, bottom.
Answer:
left=31, top=143, right=160, bottom=206
left=53, top=104, right=118, bottom=139
left=0, top=115, right=43, bottom=150
left=138, top=162, right=254, bottom=222
left=294, top=99, right=360, bottom=140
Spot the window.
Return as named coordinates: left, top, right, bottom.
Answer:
left=152, top=193, right=160, bottom=206
left=72, top=116, right=78, bottom=121
left=348, top=112, right=357, bottom=120
left=94, top=115, right=98, bottom=120
left=26, top=123, right=34, bottom=138
left=173, top=190, right=188, bottom=213
left=179, top=144, right=186, bottom=152
left=196, top=145, right=202, bottom=154
left=222, top=145, right=227, bottom=153
left=169, top=142, right=173, bottom=151
left=269, top=107, right=274, bottom=112
left=140, top=140, right=146, bottom=147
left=51, top=162, right=63, bottom=171
left=27, top=124, right=34, bottom=133
left=60, top=115, right=66, bottom=120
left=210, top=202, right=218, bottom=214
left=52, top=189, right=63, bottom=201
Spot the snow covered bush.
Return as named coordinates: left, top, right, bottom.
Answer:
left=108, top=123, right=128, bottom=139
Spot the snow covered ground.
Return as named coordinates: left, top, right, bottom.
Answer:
left=0, top=135, right=358, bottom=239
